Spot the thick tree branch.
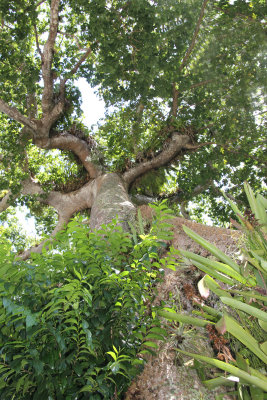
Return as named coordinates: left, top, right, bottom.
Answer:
left=19, top=215, right=70, bottom=260
left=34, top=132, right=101, bottom=178
left=0, top=191, right=12, bottom=213
left=40, top=79, right=66, bottom=133
left=179, top=0, right=209, bottom=72
left=123, top=133, right=191, bottom=187
left=0, top=177, right=44, bottom=214
left=21, top=177, right=98, bottom=215
left=3, top=176, right=102, bottom=261
left=0, top=99, right=36, bottom=132
left=41, top=0, right=60, bottom=114
left=17, top=177, right=102, bottom=260
left=1, top=175, right=99, bottom=220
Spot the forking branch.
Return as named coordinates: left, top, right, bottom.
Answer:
left=0, top=99, right=36, bottom=133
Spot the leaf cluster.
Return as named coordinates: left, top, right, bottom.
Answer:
left=0, top=203, right=173, bottom=399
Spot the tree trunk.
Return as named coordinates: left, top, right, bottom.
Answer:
left=89, top=173, right=136, bottom=231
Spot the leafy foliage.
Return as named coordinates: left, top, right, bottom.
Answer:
left=0, top=209, right=34, bottom=252
left=0, top=203, right=174, bottom=399
left=159, top=183, right=267, bottom=398
left=0, top=0, right=266, bottom=227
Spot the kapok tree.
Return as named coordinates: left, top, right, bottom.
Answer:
left=0, top=0, right=266, bottom=257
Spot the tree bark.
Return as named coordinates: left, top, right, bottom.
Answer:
left=90, top=173, right=136, bottom=231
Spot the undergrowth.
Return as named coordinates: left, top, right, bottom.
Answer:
left=0, top=202, right=173, bottom=399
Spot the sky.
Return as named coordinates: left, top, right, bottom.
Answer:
left=77, top=78, right=106, bottom=128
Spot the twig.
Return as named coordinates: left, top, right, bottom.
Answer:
left=33, top=23, right=43, bottom=59
left=36, top=0, right=46, bottom=7
left=66, top=47, right=92, bottom=80
left=179, top=0, right=209, bottom=72
left=214, top=5, right=267, bottom=27
left=183, top=141, right=215, bottom=151
left=188, top=79, right=213, bottom=90
left=57, top=30, right=84, bottom=50
left=171, top=82, right=179, bottom=117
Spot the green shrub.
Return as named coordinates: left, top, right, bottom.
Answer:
left=0, top=202, right=172, bottom=399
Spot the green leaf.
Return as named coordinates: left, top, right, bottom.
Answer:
left=120, top=271, right=129, bottom=277
left=73, top=267, right=82, bottom=280
left=80, top=385, right=94, bottom=393
left=106, top=351, right=117, bottom=361
left=202, top=375, right=236, bottom=389
left=16, top=375, right=27, bottom=392
left=142, top=341, right=158, bottom=349
left=260, top=341, right=267, bottom=356
left=244, top=182, right=267, bottom=233
left=180, top=249, right=246, bottom=284
left=250, top=385, right=265, bottom=400
left=182, top=226, right=241, bottom=273
left=176, top=349, right=267, bottom=392
left=158, top=310, right=210, bottom=327
left=149, top=327, right=167, bottom=336
left=64, top=318, right=78, bottom=325
left=110, top=361, right=120, bottom=374
left=145, top=333, right=164, bottom=341
left=221, top=190, right=244, bottom=226
left=32, top=360, right=44, bottom=375
left=26, top=314, right=38, bottom=328
left=229, top=289, right=267, bottom=302
left=236, top=353, right=249, bottom=372
left=216, top=313, right=267, bottom=364
left=133, top=332, right=143, bottom=340
left=202, top=275, right=231, bottom=298
left=190, top=259, right=234, bottom=285
left=220, top=297, right=267, bottom=322
left=258, top=319, right=267, bottom=333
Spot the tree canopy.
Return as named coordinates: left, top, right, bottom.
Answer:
left=0, top=1, right=267, bottom=398
left=0, top=0, right=266, bottom=249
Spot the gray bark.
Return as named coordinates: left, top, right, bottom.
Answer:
left=90, top=173, right=136, bottom=231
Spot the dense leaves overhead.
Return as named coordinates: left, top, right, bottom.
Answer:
left=0, top=0, right=266, bottom=236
